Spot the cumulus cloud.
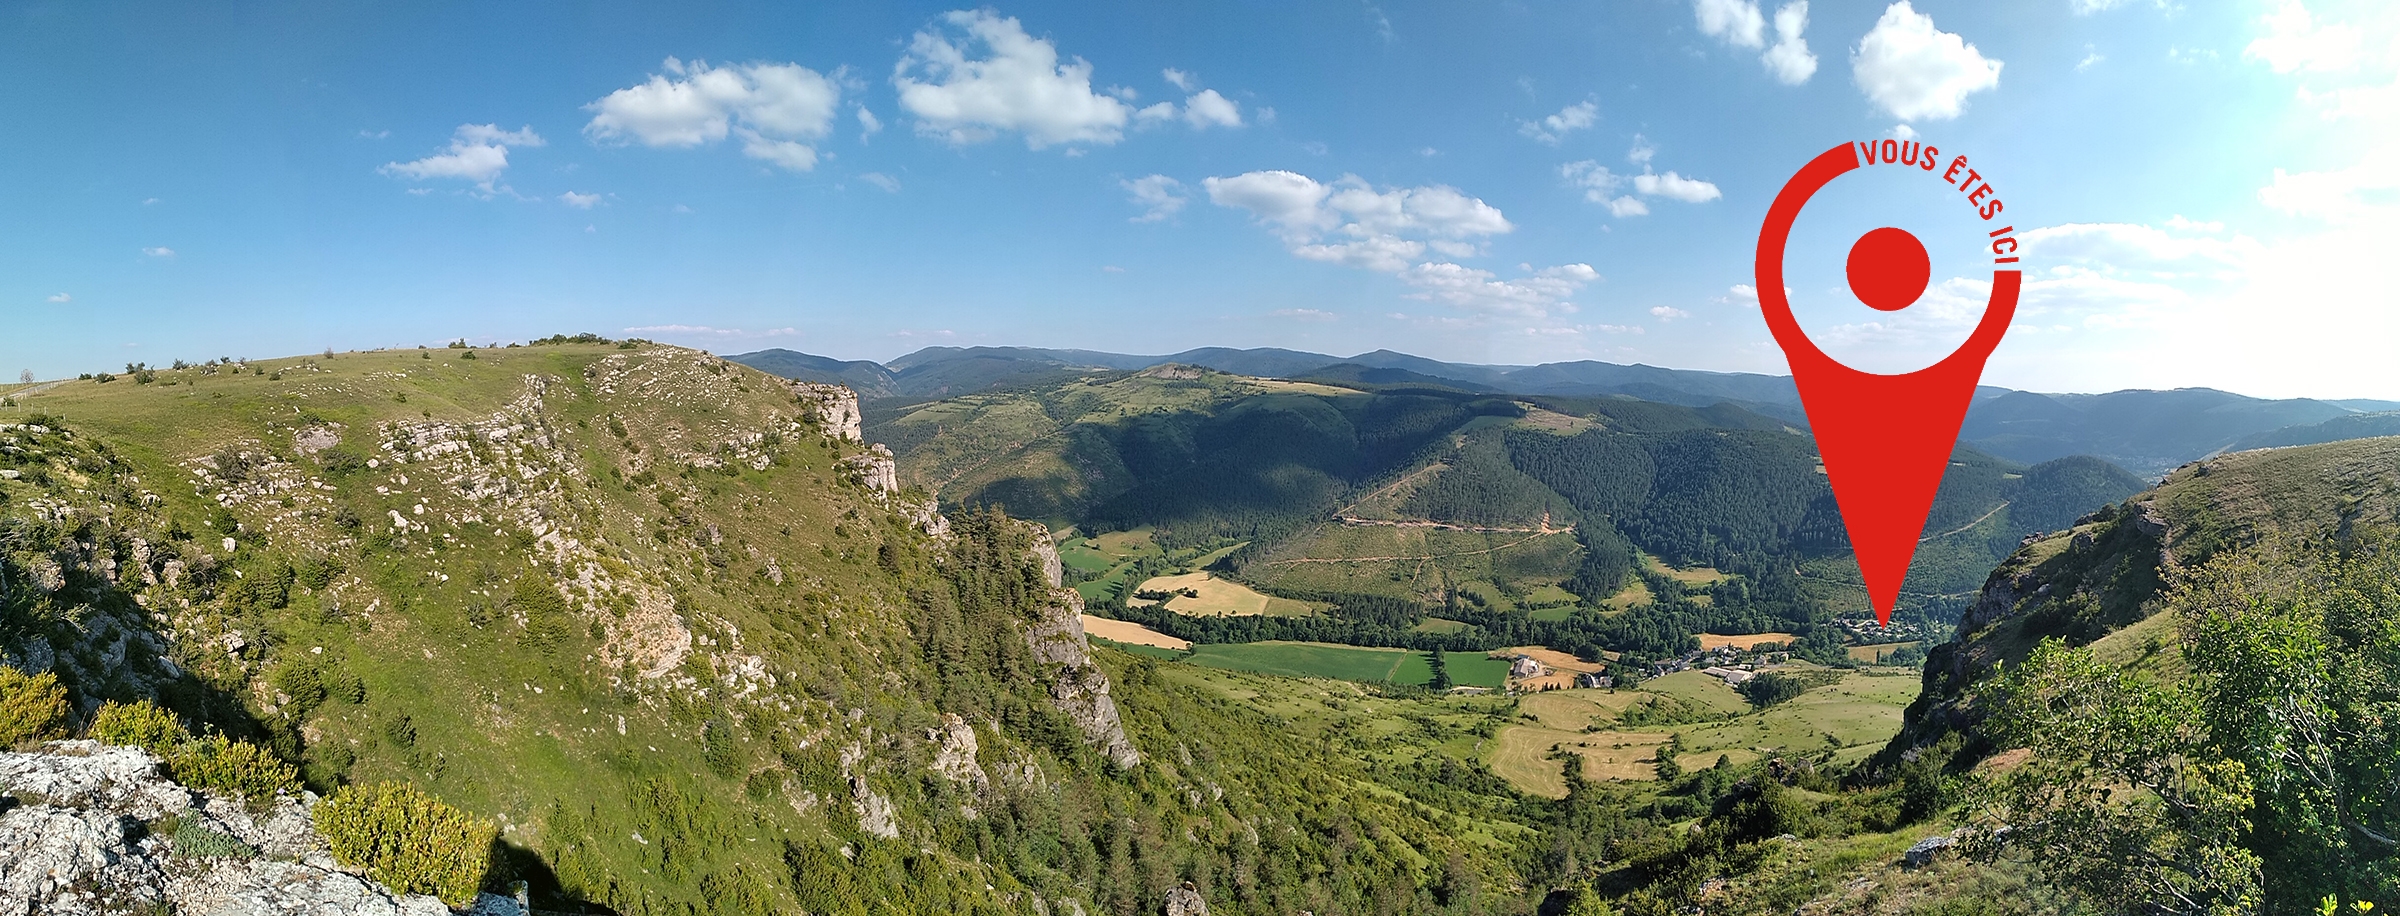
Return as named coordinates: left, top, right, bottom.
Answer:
left=1651, top=306, right=1691, bottom=320
left=1633, top=171, right=1722, bottom=202
left=381, top=124, right=545, bottom=190
left=1122, top=174, right=1188, bottom=222
left=1851, top=2, right=2002, bottom=121
left=1563, top=159, right=1720, bottom=213
left=1698, top=0, right=1815, bottom=84
left=584, top=58, right=840, bottom=172
left=1695, top=0, right=1766, bottom=48
left=894, top=10, right=1133, bottom=148
left=622, top=325, right=797, bottom=338
left=142, top=247, right=175, bottom=258
left=1761, top=2, right=1818, bottom=84
left=1206, top=169, right=1595, bottom=318
left=558, top=191, right=602, bottom=209
left=1182, top=89, right=1243, bottom=128
left=1163, top=68, right=1194, bottom=91
left=1519, top=100, right=1597, bottom=144
left=2245, top=0, right=2363, bottom=73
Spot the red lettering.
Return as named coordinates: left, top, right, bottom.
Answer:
left=1980, top=199, right=2004, bottom=219
left=1900, top=141, right=1920, bottom=166
left=1992, top=237, right=2018, bottom=255
left=1858, top=141, right=1879, bottom=163
left=1988, top=225, right=2014, bottom=237
left=1919, top=146, right=1939, bottom=170
left=1969, top=184, right=1994, bottom=204
left=1960, top=169, right=1983, bottom=190
left=1881, top=139, right=1900, bottom=164
left=1944, top=156, right=1967, bottom=182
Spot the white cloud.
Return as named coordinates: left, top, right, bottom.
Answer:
left=1518, top=100, right=1597, bottom=144
left=1761, top=2, right=1818, bottom=84
left=1651, top=306, right=1691, bottom=320
left=1271, top=308, right=1337, bottom=322
left=622, top=325, right=797, bottom=338
left=1890, top=123, right=1919, bottom=140
left=1627, top=136, right=1655, bottom=164
left=2245, top=1, right=2362, bottom=74
left=358, top=129, right=390, bottom=140
left=1695, top=0, right=1766, bottom=49
left=1163, top=68, right=1194, bottom=91
left=860, top=172, right=902, bottom=193
left=1566, top=160, right=1720, bottom=212
left=894, top=10, right=1133, bottom=148
left=1183, top=89, right=1243, bottom=128
left=1134, top=102, right=1177, bottom=125
left=584, top=58, right=840, bottom=172
left=1633, top=171, right=1722, bottom=202
left=2077, top=46, right=2105, bottom=71
left=1400, top=262, right=1598, bottom=318
left=142, top=197, right=160, bottom=205
left=1851, top=2, right=2003, bottom=121
left=857, top=106, right=883, bottom=138
left=142, top=247, right=175, bottom=257
left=381, top=123, right=545, bottom=190
left=1122, top=174, right=1187, bottom=222
left=46, top=293, right=70, bottom=303
left=558, top=191, right=602, bottom=209
left=1206, top=169, right=1595, bottom=319
left=1203, top=170, right=1332, bottom=235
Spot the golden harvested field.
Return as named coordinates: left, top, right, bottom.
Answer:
left=1125, top=570, right=1315, bottom=616
left=1697, top=632, right=1797, bottom=650
left=1080, top=615, right=1190, bottom=649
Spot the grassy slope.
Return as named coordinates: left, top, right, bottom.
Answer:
left=0, top=345, right=1537, bottom=916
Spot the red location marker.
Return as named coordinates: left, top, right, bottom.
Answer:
left=1754, top=143, right=2021, bottom=624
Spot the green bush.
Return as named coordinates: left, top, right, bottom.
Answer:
left=314, top=782, right=496, bottom=905
left=169, top=816, right=258, bottom=859
left=89, top=700, right=189, bottom=757
left=0, top=667, right=69, bottom=747
left=169, top=735, right=300, bottom=805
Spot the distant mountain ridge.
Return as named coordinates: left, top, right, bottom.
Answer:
left=728, top=345, right=2400, bottom=475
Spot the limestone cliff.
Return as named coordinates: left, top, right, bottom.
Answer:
left=1019, top=525, right=1140, bottom=770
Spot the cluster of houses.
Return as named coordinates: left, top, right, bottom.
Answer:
left=1831, top=615, right=1932, bottom=643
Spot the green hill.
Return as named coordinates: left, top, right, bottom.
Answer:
left=859, top=369, right=2144, bottom=662
left=0, top=342, right=1536, bottom=916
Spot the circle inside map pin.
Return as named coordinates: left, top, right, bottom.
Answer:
left=1845, top=226, right=1930, bottom=312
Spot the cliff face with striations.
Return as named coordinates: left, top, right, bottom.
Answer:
left=1019, top=528, right=1139, bottom=770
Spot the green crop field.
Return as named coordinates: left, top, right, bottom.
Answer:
left=1444, top=654, right=1513, bottom=688
left=1184, top=641, right=1434, bottom=685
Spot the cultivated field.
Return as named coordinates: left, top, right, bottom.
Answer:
left=1125, top=570, right=1314, bottom=616
left=1185, top=642, right=1432, bottom=685
left=1485, top=668, right=1920, bottom=797
left=1696, top=632, right=1798, bottom=650
left=1080, top=615, right=1189, bottom=649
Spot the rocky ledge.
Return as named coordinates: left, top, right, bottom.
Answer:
left=0, top=740, right=521, bottom=916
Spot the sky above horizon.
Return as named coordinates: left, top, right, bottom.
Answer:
left=4, top=1, right=2396, bottom=398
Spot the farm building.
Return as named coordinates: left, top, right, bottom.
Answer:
left=1700, top=665, right=1755, bottom=685
left=1508, top=655, right=1545, bottom=679
left=1576, top=672, right=1614, bottom=689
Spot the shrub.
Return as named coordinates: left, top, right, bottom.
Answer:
left=89, top=700, right=189, bottom=757
left=169, top=816, right=258, bottom=859
left=0, top=667, right=69, bottom=747
left=169, top=735, right=300, bottom=805
left=314, top=782, right=496, bottom=905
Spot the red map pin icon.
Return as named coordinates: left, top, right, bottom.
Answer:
left=1755, top=143, right=2022, bottom=625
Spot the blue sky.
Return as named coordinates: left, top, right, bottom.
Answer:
left=4, top=0, right=2395, bottom=398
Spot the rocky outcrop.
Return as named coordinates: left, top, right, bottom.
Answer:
left=1019, top=527, right=1140, bottom=770
left=842, top=445, right=901, bottom=494
left=786, top=381, right=863, bottom=443
left=1163, top=881, right=1209, bottom=915
left=0, top=740, right=526, bottom=916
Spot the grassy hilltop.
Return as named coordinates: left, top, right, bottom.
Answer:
left=0, top=340, right=1536, bottom=915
